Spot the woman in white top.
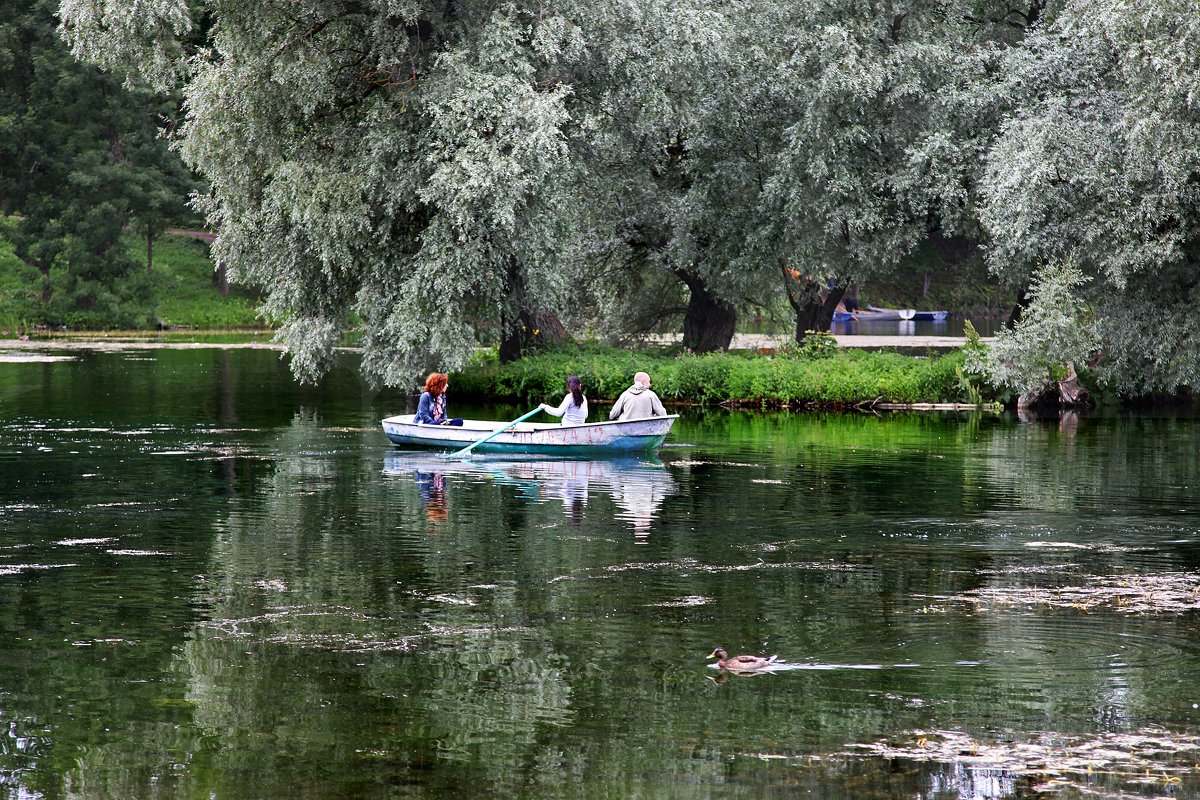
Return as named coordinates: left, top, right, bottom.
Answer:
left=540, top=375, right=588, bottom=425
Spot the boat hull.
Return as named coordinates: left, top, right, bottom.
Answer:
left=911, top=310, right=948, bottom=321
left=381, top=414, right=678, bottom=455
left=865, top=305, right=917, bottom=321
left=833, top=307, right=918, bottom=322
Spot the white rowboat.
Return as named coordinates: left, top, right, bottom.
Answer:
left=381, top=414, right=679, bottom=455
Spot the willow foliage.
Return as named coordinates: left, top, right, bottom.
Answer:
left=979, top=0, right=1200, bottom=396
left=59, top=0, right=1200, bottom=397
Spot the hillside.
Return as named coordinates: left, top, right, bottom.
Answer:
left=0, top=220, right=263, bottom=333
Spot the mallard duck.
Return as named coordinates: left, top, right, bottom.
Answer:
left=706, top=647, right=779, bottom=671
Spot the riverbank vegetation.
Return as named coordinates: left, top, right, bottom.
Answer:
left=451, top=340, right=994, bottom=408
left=0, top=220, right=261, bottom=333
left=6, top=2, right=1200, bottom=405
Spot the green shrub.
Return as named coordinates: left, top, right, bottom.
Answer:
left=779, top=331, right=838, bottom=360
left=451, top=343, right=993, bottom=406
left=673, top=352, right=736, bottom=404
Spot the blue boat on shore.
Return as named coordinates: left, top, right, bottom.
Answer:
left=834, top=306, right=915, bottom=322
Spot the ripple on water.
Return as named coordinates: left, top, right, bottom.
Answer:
left=198, top=603, right=530, bottom=653
left=0, top=563, right=77, bottom=576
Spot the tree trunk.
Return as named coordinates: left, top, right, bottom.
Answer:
left=1057, top=361, right=1089, bottom=406
left=783, top=266, right=844, bottom=343
left=794, top=285, right=844, bottom=342
left=146, top=224, right=154, bottom=271
left=780, top=261, right=845, bottom=342
left=678, top=269, right=736, bottom=352
left=1016, top=362, right=1091, bottom=410
left=499, top=263, right=568, bottom=363
left=212, top=262, right=229, bottom=296
left=38, top=263, right=51, bottom=304
left=1006, top=283, right=1031, bottom=329
left=499, top=308, right=567, bottom=364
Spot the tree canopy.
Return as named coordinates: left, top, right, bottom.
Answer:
left=1, top=0, right=195, bottom=326
left=978, top=0, right=1200, bottom=398
left=56, top=0, right=1200, bottom=398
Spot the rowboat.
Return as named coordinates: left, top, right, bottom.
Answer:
left=911, top=310, right=948, bottom=321
left=381, top=414, right=679, bottom=455
left=865, top=305, right=917, bottom=321
left=832, top=306, right=917, bottom=322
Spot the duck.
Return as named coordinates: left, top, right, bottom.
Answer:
left=706, top=647, right=779, bottom=671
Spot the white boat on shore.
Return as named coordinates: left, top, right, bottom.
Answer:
left=381, top=414, right=679, bottom=455
left=864, top=305, right=917, bottom=321
left=832, top=306, right=917, bottom=322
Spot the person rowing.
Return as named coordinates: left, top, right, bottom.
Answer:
left=540, top=375, right=588, bottom=426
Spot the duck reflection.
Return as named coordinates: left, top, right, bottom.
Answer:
left=706, top=668, right=773, bottom=685
left=383, top=454, right=677, bottom=534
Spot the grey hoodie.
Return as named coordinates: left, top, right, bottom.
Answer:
left=609, top=383, right=667, bottom=420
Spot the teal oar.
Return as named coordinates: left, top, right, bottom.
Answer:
left=442, top=407, right=541, bottom=460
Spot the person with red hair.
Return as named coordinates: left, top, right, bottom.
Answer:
left=415, top=372, right=463, bottom=426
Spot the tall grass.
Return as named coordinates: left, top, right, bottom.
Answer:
left=452, top=343, right=986, bottom=406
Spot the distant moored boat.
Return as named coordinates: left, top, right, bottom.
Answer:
left=865, top=305, right=917, bottom=320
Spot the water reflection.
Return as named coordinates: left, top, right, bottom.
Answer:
left=9, top=348, right=1200, bottom=799
left=383, top=453, right=678, bottom=536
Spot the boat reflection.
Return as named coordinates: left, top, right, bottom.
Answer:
left=383, top=453, right=678, bottom=535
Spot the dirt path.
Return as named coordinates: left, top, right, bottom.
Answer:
left=0, top=333, right=980, bottom=364
left=165, top=228, right=217, bottom=243
left=651, top=333, right=985, bottom=349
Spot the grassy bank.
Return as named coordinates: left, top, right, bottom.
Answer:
left=0, top=220, right=262, bottom=332
left=452, top=341, right=992, bottom=407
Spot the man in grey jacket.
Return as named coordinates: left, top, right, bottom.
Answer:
left=609, top=371, right=667, bottom=420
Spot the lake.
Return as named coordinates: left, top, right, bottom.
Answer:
left=2, top=346, right=1199, bottom=799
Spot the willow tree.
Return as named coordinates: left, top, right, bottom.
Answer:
left=643, top=0, right=1038, bottom=345
left=978, top=0, right=1200, bottom=399
left=61, top=0, right=585, bottom=382
left=519, top=1, right=744, bottom=353
left=59, top=0, right=748, bottom=376
left=707, top=0, right=1030, bottom=342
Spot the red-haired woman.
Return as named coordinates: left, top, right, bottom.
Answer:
left=415, top=372, right=463, bottom=426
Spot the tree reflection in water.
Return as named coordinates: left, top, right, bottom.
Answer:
left=6, top=348, right=1200, bottom=798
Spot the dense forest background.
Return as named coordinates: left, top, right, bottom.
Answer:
left=4, top=0, right=1200, bottom=400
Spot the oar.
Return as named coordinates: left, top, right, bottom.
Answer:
left=442, top=407, right=542, bottom=460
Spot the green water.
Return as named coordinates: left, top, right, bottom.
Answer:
left=2, top=347, right=1200, bottom=799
